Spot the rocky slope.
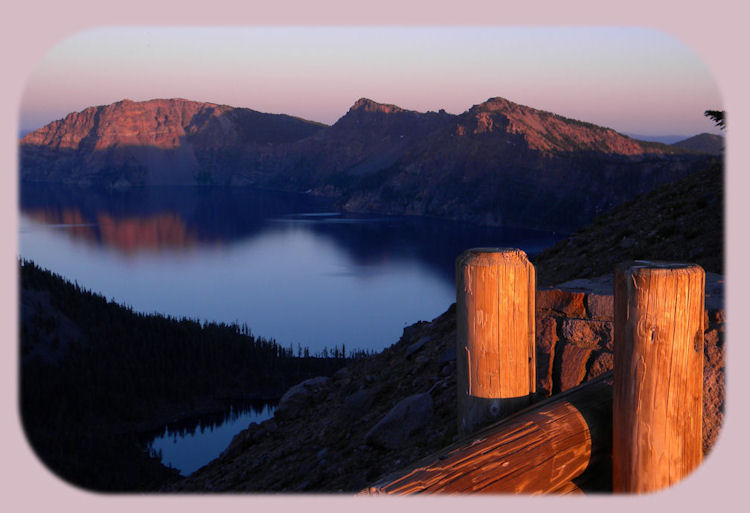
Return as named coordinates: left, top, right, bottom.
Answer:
left=168, top=163, right=725, bottom=493
left=533, top=159, right=723, bottom=285
left=20, top=96, right=713, bottom=231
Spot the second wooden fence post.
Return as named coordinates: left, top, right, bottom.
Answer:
left=456, top=248, right=536, bottom=437
left=613, top=261, right=705, bottom=493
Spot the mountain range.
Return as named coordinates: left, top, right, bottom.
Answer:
left=20, top=97, right=718, bottom=231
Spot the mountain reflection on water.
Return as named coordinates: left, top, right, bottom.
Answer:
left=19, top=183, right=559, bottom=353
left=20, top=183, right=332, bottom=251
left=23, top=209, right=199, bottom=253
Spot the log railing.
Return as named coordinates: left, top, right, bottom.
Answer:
left=364, top=372, right=612, bottom=494
left=363, top=250, right=705, bottom=495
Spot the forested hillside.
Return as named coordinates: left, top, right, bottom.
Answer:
left=19, top=260, right=350, bottom=490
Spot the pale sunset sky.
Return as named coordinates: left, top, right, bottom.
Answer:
left=20, top=26, right=723, bottom=138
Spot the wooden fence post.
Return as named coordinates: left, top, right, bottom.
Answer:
left=456, top=248, right=535, bottom=437
left=613, top=261, right=705, bottom=493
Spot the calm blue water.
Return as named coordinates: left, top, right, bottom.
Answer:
left=19, top=184, right=558, bottom=355
left=147, top=404, right=275, bottom=476
left=19, top=183, right=558, bottom=475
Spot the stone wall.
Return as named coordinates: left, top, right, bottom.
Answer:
left=535, top=274, right=725, bottom=454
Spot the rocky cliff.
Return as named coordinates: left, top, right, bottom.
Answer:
left=20, top=96, right=714, bottom=231
left=20, top=98, right=326, bottom=187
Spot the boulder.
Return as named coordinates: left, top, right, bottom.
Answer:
left=535, top=316, right=558, bottom=397
left=406, top=336, right=431, bottom=357
left=586, top=294, right=614, bottom=320
left=439, top=345, right=456, bottom=363
left=344, top=386, right=380, bottom=414
left=560, top=318, right=613, bottom=351
left=555, top=344, right=592, bottom=392
left=365, top=393, right=433, bottom=450
left=275, top=376, right=330, bottom=420
left=536, top=289, right=586, bottom=318
left=586, top=351, right=614, bottom=381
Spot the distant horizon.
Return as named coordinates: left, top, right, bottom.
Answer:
left=19, top=27, right=724, bottom=136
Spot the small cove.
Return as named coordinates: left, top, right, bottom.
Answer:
left=146, top=402, right=276, bottom=476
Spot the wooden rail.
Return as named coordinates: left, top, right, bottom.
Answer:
left=363, top=373, right=612, bottom=494
left=363, top=251, right=706, bottom=495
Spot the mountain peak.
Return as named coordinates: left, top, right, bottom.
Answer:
left=349, top=98, right=404, bottom=114
left=471, top=96, right=517, bottom=112
left=110, top=97, right=220, bottom=109
left=463, top=96, right=667, bottom=155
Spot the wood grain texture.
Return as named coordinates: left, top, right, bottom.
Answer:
left=364, top=373, right=613, bottom=495
left=613, top=261, right=704, bottom=493
left=456, top=248, right=535, bottom=436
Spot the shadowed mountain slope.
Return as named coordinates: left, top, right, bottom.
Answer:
left=532, top=159, right=723, bottom=285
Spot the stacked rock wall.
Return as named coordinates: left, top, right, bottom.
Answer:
left=535, top=278, right=725, bottom=454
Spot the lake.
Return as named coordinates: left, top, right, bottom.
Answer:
left=147, top=402, right=276, bottom=476
left=19, top=183, right=559, bottom=476
left=19, top=183, right=559, bottom=355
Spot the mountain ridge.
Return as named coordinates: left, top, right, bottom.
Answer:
left=21, top=97, right=329, bottom=149
left=464, top=96, right=672, bottom=154
left=20, top=96, right=715, bottom=231
left=348, top=97, right=408, bottom=114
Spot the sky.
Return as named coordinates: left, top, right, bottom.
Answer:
left=20, top=26, right=723, bottom=137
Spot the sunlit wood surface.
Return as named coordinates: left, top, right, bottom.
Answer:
left=456, top=248, right=536, bottom=436
left=613, top=261, right=704, bottom=493
left=364, top=373, right=612, bottom=495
